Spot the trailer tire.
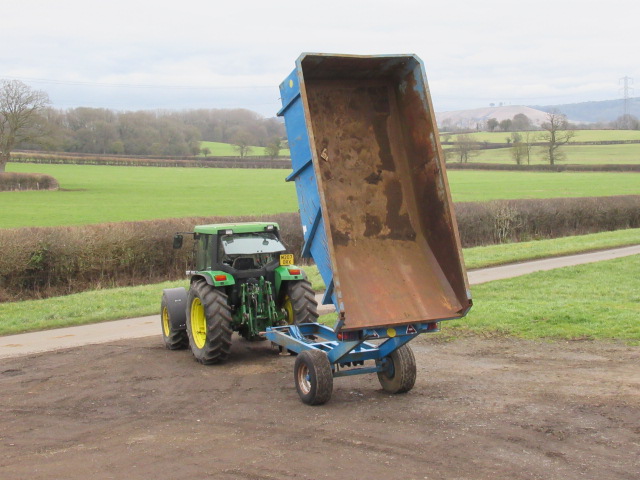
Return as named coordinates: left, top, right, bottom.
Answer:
left=294, top=349, right=333, bottom=405
left=160, top=290, right=189, bottom=350
left=283, top=279, right=318, bottom=325
left=377, top=344, right=417, bottom=394
left=186, top=280, right=233, bottom=364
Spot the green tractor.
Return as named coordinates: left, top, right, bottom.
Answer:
left=160, top=222, right=317, bottom=364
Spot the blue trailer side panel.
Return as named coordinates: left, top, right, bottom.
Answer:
left=279, top=69, right=337, bottom=308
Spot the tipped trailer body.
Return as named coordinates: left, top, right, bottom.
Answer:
left=267, top=53, right=472, bottom=404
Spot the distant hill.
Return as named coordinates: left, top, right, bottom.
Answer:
left=533, top=98, right=640, bottom=123
left=437, top=97, right=640, bottom=129
left=436, top=105, right=551, bottom=130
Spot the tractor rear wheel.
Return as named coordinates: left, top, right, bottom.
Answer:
left=294, top=349, right=333, bottom=405
left=186, top=280, right=233, bottom=364
left=376, top=344, right=417, bottom=394
left=283, top=279, right=318, bottom=325
left=160, top=292, right=188, bottom=350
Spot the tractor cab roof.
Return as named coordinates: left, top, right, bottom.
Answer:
left=194, top=222, right=280, bottom=235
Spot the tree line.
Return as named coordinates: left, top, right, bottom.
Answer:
left=0, top=79, right=286, bottom=172
left=39, top=107, right=285, bottom=157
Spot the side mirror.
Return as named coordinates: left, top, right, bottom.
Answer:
left=173, top=234, right=184, bottom=249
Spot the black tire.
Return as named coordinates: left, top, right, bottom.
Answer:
left=376, top=344, right=417, bottom=394
left=160, top=291, right=188, bottom=350
left=294, top=349, right=333, bottom=405
left=283, top=279, right=318, bottom=325
left=186, top=280, right=233, bottom=364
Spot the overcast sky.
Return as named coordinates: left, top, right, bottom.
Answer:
left=2, top=0, right=637, bottom=117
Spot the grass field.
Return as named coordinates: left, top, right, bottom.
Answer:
left=199, top=141, right=291, bottom=157
left=2, top=164, right=298, bottom=228
left=444, top=255, right=640, bottom=343
left=3, top=164, right=639, bottom=228
left=446, top=130, right=640, bottom=143
left=456, top=144, right=640, bottom=165
left=446, top=170, right=639, bottom=202
left=1, top=229, right=638, bottom=336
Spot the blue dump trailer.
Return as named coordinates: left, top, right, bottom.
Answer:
left=267, top=53, right=473, bottom=405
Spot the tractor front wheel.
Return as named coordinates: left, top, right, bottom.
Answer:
left=283, top=279, right=318, bottom=325
left=376, top=344, right=417, bottom=394
left=294, top=349, right=333, bottom=405
left=186, top=280, right=233, bottom=364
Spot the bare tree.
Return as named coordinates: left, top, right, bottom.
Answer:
left=522, top=130, right=537, bottom=165
left=510, top=132, right=526, bottom=165
left=232, top=131, right=253, bottom=158
left=0, top=80, right=50, bottom=172
left=448, top=134, right=478, bottom=163
left=612, top=114, right=639, bottom=130
left=264, top=137, right=281, bottom=159
left=539, top=111, right=575, bottom=165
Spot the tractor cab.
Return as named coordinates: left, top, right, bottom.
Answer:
left=165, top=221, right=317, bottom=353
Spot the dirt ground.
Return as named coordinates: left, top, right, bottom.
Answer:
left=1, top=333, right=638, bottom=480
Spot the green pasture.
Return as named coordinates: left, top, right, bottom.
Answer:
left=199, top=141, right=290, bottom=157
left=2, top=163, right=639, bottom=228
left=1, top=164, right=298, bottom=228
left=1, top=228, right=638, bottom=336
left=445, top=130, right=640, bottom=144
left=444, top=255, right=640, bottom=343
left=446, top=170, right=639, bottom=202
left=453, top=144, right=640, bottom=165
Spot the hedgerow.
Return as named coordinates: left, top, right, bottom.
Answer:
left=454, top=195, right=640, bottom=246
left=1, top=196, right=638, bottom=301
left=0, top=172, right=59, bottom=191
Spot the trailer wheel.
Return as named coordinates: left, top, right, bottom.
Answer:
left=186, top=280, right=233, bottom=364
left=283, top=279, right=318, bottom=325
left=160, top=288, right=188, bottom=350
left=294, top=349, right=333, bottom=405
left=377, top=344, right=417, bottom=394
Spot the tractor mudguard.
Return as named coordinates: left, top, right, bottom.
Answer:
left=162, top=287, right=188, bottom=330
left=274, top=264, right=305, bottom=293
left=195, top=271, right=236, bottom=288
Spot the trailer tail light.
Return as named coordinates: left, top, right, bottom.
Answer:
left=214, top=274, right=227, bottom=282
left=337, top=331, right=360, bottom=341
left=427, top=322, right=439, bottom=331
left=288, top=268, right=301, bottom=275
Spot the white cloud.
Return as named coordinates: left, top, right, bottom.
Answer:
left=2, top=0, right=637, bottom=116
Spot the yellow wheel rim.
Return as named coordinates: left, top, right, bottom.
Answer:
left=191, top=297, right=207, bottom=349
left=162, top=306, right=170, bottom=337
left=283, top=295, right=294, bottom=324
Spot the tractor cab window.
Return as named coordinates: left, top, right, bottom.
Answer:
left=195, top=234, right=213, bottom=271
left=219, top=232, right=286, bottom=270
